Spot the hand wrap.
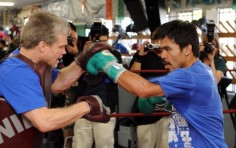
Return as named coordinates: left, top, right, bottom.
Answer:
left=77, top=95, right=110, bottom=123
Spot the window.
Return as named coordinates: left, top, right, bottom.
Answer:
left=218, top=7, right=236, bottom=92
left=169, top=9, right=202, bottom=22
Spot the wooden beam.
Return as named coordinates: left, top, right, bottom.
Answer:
left=223, top=56, right=236, bottom=61
left=218, top=33, right=236, bottom=37
left=106, top=0, right=112, bottom=20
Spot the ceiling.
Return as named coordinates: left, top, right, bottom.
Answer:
left=0, top=0, right=48, bottom=11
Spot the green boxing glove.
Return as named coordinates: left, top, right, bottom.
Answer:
left=138, top=96, right=167, bottom=115
left=154, top=101, right=173, bottom=112
left=87, top=50, right=126, bottom=82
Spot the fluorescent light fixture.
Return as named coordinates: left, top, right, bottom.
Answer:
left=0, top=2, right=14, bottom=6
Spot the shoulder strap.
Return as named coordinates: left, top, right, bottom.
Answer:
left=15, top=54, right=52, bottom=107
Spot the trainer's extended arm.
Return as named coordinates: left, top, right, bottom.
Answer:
left=76, top=95, right=110, bottom=123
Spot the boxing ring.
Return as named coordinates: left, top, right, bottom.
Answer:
left=1, top=69, right=236, bottom=148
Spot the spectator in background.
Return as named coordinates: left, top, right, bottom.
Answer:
left=129, top=29, right=170, bottom=148
left=52, top=22, right=80, bottom=148
left=56, top=22, right=90, bottom=148
left=200, top=29, right=231, bottom=134
left=61, top=22, right=79, bottom=67
left=61, top=22, right=88, bottom=148
left=5, top=34, right=20, bottom=57
left=200, top=33, right=226, bottom=83
left=72, top=23, right=122, bottom=148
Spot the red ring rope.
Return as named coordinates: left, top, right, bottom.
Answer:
left=131, top=69, right=236, bottom=73
left=84, top=70, right=168, bottom=74
left=84, top=68, right=236, bottom=73
left=110, top=109, right=236, bottom=117
left=85, top=69, right=235, bottom=74
left=130, top=70, right=168, bottom=73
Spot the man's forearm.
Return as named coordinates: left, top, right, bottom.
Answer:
left=51, top=62, right=84, bottom=93
left=116, top=71, right=164, bottom=97
left=24, top=102, right=90, bottom=132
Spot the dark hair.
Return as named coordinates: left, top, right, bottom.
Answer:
left=191, top=20, right=200, bottom=29
left=68, top=22, right=77, bottom=32
left=89, top=24, right=109, bottom=39
left=153, top=20, right=200, bottom=57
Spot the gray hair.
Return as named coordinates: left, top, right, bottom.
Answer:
left=20, top=10, right=70, bottom=49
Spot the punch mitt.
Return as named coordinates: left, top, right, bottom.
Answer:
left=77, top=95, right=110, bottom=123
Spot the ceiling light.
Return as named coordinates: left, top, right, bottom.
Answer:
left=0, top=2, right=14, bottom=6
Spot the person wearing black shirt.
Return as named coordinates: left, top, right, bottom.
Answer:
left=73, top=24, right=122, bottom=148
left=129, top=35, right=170, bottom=148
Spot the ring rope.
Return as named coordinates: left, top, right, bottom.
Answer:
left=84, top=69, right=169, bottom=74
left=85, top=69, right=235, bottom=74
left=131, top=69, right=235, bottom=73
left=110, top=109, right=236, bottom=117
left=88, top=69, right=236, bottom=73
left=130, top=70, right=167, bottom=73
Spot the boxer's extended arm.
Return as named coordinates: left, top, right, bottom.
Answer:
left=86, top=52, right=163, bottom=97
left=116, top=71, right=164, bottom=97
left=80, top=42, right=165, bottom=97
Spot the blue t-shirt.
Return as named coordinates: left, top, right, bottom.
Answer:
left=0, top=57, right=58, bottom=114
left=149, top=60, right=227, bottom=148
